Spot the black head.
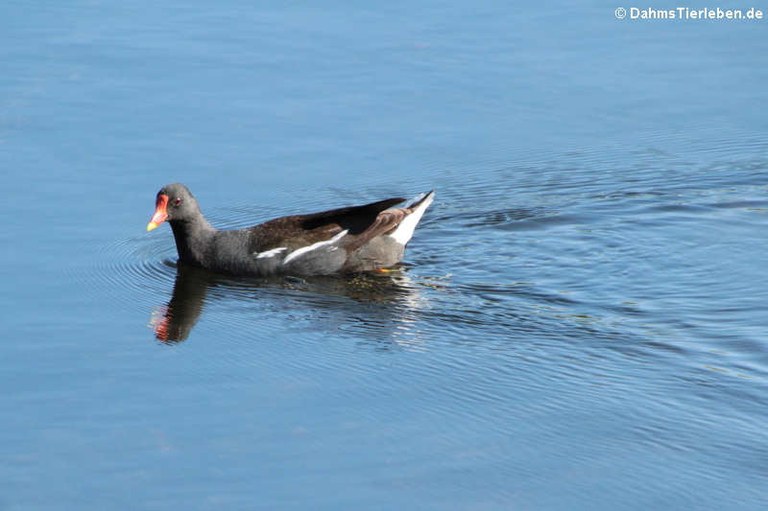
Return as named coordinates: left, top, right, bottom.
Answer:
left=146, top=183, right=202, bottom=231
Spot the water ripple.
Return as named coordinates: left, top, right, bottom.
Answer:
left=77, top=234, right=178, bottom=308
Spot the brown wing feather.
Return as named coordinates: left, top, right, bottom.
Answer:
left=298, top=197, right=406, bottom=234
left=246, top=197, right=406, bottom=252
left=345, top=209, right=407, bottom=251
left=347, top=193, right=434, bottom=250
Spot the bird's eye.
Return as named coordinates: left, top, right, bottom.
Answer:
left=173, top=198, right=183, bottom=207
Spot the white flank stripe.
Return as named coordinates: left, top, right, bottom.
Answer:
left=255, top=247, right=287, bottom=259
left=282, top=230, right=349, bottom=265
left=390, top=191, right=434, bottom=245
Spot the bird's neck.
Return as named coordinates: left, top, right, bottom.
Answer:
left=169, top=216, right=216, bottom=267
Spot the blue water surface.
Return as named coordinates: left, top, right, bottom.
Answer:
left=1, top=1, right=767, bottom=510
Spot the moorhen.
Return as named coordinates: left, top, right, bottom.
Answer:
left=146, top=183, right=434, bottom=276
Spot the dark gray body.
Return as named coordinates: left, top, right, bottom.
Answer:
left=152, top=183, right=434, bottom=277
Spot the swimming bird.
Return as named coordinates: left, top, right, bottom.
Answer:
left=146, top=183, right=434, bottom=276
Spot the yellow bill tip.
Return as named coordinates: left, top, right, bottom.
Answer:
left=146, top=222, right=159, bottom=232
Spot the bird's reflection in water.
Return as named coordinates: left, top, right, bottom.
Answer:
left=149, top=263, right=431, bottom=344
left=150, top=264, right=212, bottom=343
